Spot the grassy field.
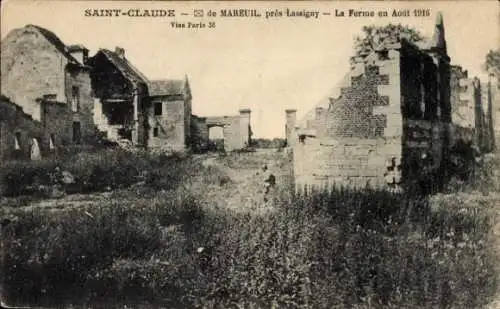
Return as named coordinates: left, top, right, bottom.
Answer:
left=0, top=147, right=499, bottom=309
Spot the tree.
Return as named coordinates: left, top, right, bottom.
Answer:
left=484, top=49, right=500, bottom=77
left=354, top=24, right=424, bottom=56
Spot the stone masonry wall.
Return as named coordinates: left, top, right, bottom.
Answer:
left=40, top=100, right=73, bottom=147
left=292, top=38, right=455, bottom=190
left=399, top=44, right=449, bottom=183
left=315, top=65, right=390, bottom=139
left=239, top=109, right=252, bottom=149
left=450, top=66, right=475, bottom=145
left=294, top=137, right=384, bottom=190
left=147, top=98, right=186, bottom=152
left=0, top=97, right=74, bottom=160
left=449, top=67, right=497, bottom=152
left=204, top=109, right=252, bottom=152
left=1, top=26, right=95, bottom=148
left=190, top=115, right=209, bottom=150
left=206, top=116, right=240, bottom=152
left=493, top=77, right=500, bottom=146
left=293, top=49, right=403, bottom=189
left=0, top=98, right=44, bottom=160
left=285, top=109, right=297, bottom=146
left=481, top=81, right=496, bottom=152
left=65, top=66, right=96, bottom=143
left=1, top=26, right=69, bottom=120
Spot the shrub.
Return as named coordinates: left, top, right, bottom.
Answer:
left=250, top=138, right=287, bottom=149
left=0, top=159, right=58, bottom=196
left=0, top=147, right=192, bottom=197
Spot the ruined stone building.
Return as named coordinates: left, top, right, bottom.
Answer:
left=1, top=25, right=253, bottom=158
left=195, top=109, right=252, bottom=152
left=0, top=95, right=73, bottom=160
left=450, top=66, right=497, bottom=153
left=87, top=48, right=150, bottom=147
left=89, top=48, right=196, bottom=151
left=146, top=78, right=194, bottom=152
left=286, top=13, right=498, bottom=190
left=1, top=25, right=95, bottom=160
left=188, top=109, right=252, bottom=153
left=88, top=48, right=251, bottom=152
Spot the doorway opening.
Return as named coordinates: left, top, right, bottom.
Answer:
left=208, top=126, right=225, bottom=152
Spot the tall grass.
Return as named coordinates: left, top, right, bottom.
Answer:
left=2, top=184, right=496, bottom=308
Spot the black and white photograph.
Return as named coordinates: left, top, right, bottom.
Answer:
left=1, top=0, right=499, bottom=308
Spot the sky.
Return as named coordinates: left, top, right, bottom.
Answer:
left=1, top=0, right=499, bottom=138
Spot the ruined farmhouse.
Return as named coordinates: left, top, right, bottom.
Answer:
left=1, top=25, right=95, bottom=160
left=286, top=13, right=498, bottom=190
left=87, top=48, right=195, bottom=152
left=0, top=24, right=252, bottom=160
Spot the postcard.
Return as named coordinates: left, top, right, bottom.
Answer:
left=1, top=0, right=499, bottom=308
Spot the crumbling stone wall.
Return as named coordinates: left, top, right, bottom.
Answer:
left=450, top=65, right=497, bottom=152
left=190, top=115, right=209, bottom=151
left=0, top=94, right=96, bottom=161
left=202, top=109, right=252, bottom=152
left=481, top=80, right=496, bottom=152
left=285, top=109, right=297, bottom=146
left=450, top=66, right=475, bottom=144
left=493, top=77, right=500, bottom=147
left=289, top=32, right=454, bottom=190
left=0, top=97, right=44, bottom=160
left=89, top=51, right=149, bottom=147
left=0, top=96, right=73, bottom=160
left=239, top=109, right=252, bottom=149
left=314, top=65, right=390, bottom=139
left=400, top=40, right=452, bottom=185
left=292, top=47, right=406, bottom=189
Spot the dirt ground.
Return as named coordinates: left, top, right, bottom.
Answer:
left=194, top=149, right=293, bottom=212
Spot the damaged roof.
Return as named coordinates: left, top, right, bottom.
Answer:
left=67, top=44, right=89, bottom=52
left=148, top=79, right=186, bottom=97
left=97, top=49, right=150, bottom=85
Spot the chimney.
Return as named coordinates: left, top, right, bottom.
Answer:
left=115, top=46, right=125, bottom=59
left=239, top=109, right=252, bottom=147
left=285, top=109, right=297, bottom=147
left=315, top=107, right=324, bottom=120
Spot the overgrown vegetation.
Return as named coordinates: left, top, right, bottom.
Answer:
left=0, top=146, right=189, bottom=197
left=354, top=24, right=423, bottom=56
left=1, top=149, right=498, bottom=309
left=484, top=48, right=500, bottom=77
left=250, top=138, right=286, bottom=149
